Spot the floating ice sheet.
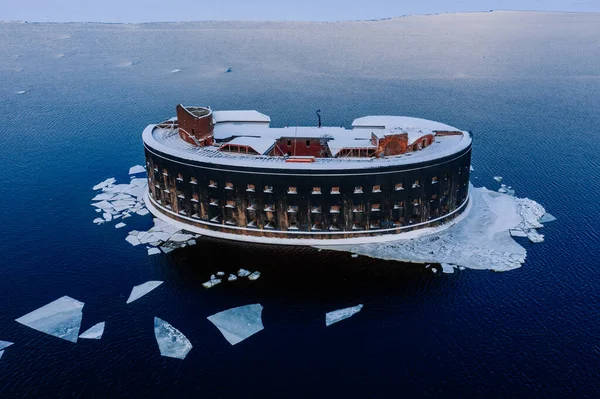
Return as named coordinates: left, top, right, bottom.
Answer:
left=237, top=269, right=251, bottom=277
left=15, top=296, right=84, bottom=343
left=202, top=278, right=221, bottom=288
left=148, top=247, right=161, bottom=255
left=126, top=281, right=164, bottom=304
left=154, top=317, right=192, bottom=359
left=93, top=178, right=116, bottom=190
left=315, top=186, right=547, bottom=272
left=441, top=263, right=456, bottom=274
left=207, top=304, right=264, bottom=345
left=115, top=222, right=126, bottom=229
left=79, top=322, right=105, bottom=339
left=0, top=340, right=13, bottom=350
left=539, top=213, right=557, bottom=224
left=248, top=271, right=261, bottom=280
left=228, top=274, right=238, bottom=281
left=128, top=165, right=146, bottom=174
left=326, top=304, right=363, bottom=326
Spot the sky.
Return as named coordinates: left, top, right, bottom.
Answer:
left=2, top=0, right=599, bottom=23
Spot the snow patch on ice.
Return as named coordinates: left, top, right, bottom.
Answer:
left=207, top=304, right=264, bottom=345
left=316, top=186, right=549, bottom=272
left=326, top=304, right=363, bottom=326
left=15, top=296, right=84, bottom=343
left=79, top=322, right=105, bottom=339
left=126, top=281, right=164, bottom=304
left=154, top=317, right=192, bottom=359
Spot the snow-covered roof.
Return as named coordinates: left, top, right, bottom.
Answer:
left=352, top=115, right=460, bottom=132
left=143, top=111, right=471, bottom=172
left=212, top=110, right=271, bottom=124
left=372, top=126, right=435, bottom=145
left=327, top=139, right=375, bottom=157
left=222, top=136, right=276, bottom=155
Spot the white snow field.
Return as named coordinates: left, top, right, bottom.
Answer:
left=207, top=304, right=264, bottom=345
left=317, top=186, right=549, bottom=272
left=154, top=317, right=193, bottom=359
left=15, top=296, right=84, bottom=343
left=325, top=304, right=363, bottom=326
left=126, top=281, right=164, bottom=304
left=79, top=322, right=105, bottom=339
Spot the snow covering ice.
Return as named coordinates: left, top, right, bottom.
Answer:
left=128, top=165, right=146, bottom=174
left=207, top=304, right=264, bottom=345
left=126, top=281, right=164, bottom=304
left=325, top=304, right=363, bottom=326
left=79, top=322, right=105, bottom=339
left=15, top=296, right=84, bottom=343
left=0, top=340, right=13, bottom=350
left=316, top=186, right=549, bottom=272
left=154, top=317, right=193, bottom=359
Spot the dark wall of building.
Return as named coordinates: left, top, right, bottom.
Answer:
left=276, top=137, right=325, bottom=157
left=144, top=139, right=472, bottom=239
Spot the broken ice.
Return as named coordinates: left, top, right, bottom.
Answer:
left=237, top=268, right=251, bottom=277
left=248, top=271, right=261, bottom=280
left=148, top=247, right=161, bottom=255
left=202, top=278, right=221, bottom=288
left=325, top=304, right=363, bottom=326
left=0, top=340, right=13, bottom=350
left=79, top=322, right=105, bottom=339
left=126, top=281, right=164, bottom=303
left=228, top=274, right=238, bottom=281
left=154, top=317, right=192, bottom=359
left=441, top=263, right=456, bottom=274
left=315, top=186, right=548, bottom=272
left=207, top=304, right=264, bottom=345
left=539, top=213, right=557, bottom=224
left=15, top=296, right=84, bottom=342
left=128, top=165, right=146, bottom=174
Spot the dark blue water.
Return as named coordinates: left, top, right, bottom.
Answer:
left=1, top=18, right=599, bottom=398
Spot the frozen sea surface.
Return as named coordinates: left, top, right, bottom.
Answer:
left=15, top=296, right=84, bottom=343
left=207, top=304, right=264, bottom=345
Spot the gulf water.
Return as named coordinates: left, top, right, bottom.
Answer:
left=0, top=13, right=599, bottom=398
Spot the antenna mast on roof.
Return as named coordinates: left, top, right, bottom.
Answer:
left=316, top=109, right=321, bottom=128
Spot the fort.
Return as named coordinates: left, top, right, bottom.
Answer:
left=142, top=105, right=472, bottom=244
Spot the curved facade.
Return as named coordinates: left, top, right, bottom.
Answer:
left=142, top=108, right=472, bottom=244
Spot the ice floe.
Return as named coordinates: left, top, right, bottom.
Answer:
left=128, top=165, right=146, bottom=174
left=202, top=278, right=222, bottom=288
left=441, top=263, right=456, bottom=274
left=316, top=186, right=550, bottom=272
left=0, top=340, right=13, bottom=350
left=237, top=269, right=251, bottom=277
left=539, top=212, right=557, bottom=224
left=115, top=222, right=126, bottom=229
left=207, top=304, right=264, bottom=345
left=171, top=69, right=181, bottom=73
left=17, top=90, right=26, bottom=94
left=93, top=178, right=116, bottom=191
left=154, top=317, right=192, bottom=359
left=126, top=281, right=164, bottom=304
left=228, top=274, right=238, bottom=281
left=493, top=176, right=503, bottom=182
left=325, top=304, right=363, bottom=326
left=148, top=247, right=161, bottom=255
left=79, top=322, right=105, bottom=339
left=248, top=271, right=261, bottom=281
left=15, top=296, right=84, bottom=343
